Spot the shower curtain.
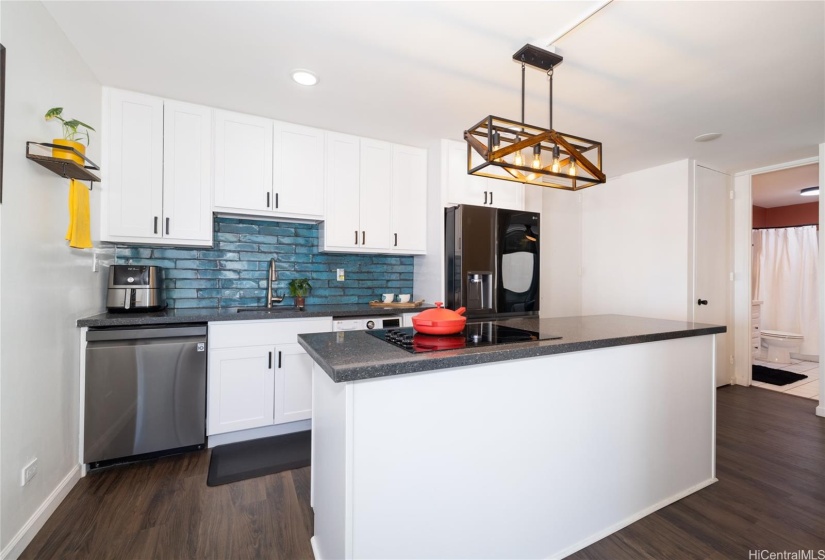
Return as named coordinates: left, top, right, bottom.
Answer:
left=752, top=225, right=819, bottom=357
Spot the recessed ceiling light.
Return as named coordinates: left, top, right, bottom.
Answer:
left=694, top=132, right=722, bottom=143
left=800, top=186, right=819, bottom=196
left=291, top=69, right=318, bottom=86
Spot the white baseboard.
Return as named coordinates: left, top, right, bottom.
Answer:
left=310, top=536, right=322, bottom=560
left=1, top=465, right=81, bottom=560
left=816, top=405, right=825, bottom=418
left=207, top=419, right=311, bottom=448
left=549, top=477, right=719, bottom=559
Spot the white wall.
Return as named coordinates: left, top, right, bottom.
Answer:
left=818, top=143, right=824, bottom=418
left=540, top=189, right=582, bottom=318
left=0, top=3, right=105, bottom=557
left=580, top=160, right=691, bottom=321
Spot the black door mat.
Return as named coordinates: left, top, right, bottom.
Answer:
left=752, top=365, right=808, bottom=386
left=207, top=430, right=310, bottom=487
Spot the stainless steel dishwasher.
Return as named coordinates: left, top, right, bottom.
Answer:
left=84, top=325, right=207, bottom=468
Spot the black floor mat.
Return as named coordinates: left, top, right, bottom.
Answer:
left=752, top=364, right=808, bottom=386
left=207, top=430, right=310, bottom=486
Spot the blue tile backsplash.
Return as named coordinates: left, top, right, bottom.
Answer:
left=115, top=217, right=414, bottom=309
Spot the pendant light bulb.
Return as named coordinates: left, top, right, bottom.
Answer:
left=551, top=145, right=560, bottom=173
left=532, top=145, right=542, bottom=169
left=569, top=157, right=577, bottom=177
left=514, top=150, right=524, bottom=167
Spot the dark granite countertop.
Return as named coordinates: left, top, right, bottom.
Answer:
left=77, top=304, right=433, bottom=328
left=299, top=314, right=726, bottom=383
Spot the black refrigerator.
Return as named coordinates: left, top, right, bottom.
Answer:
left=445, top=205, right=540, bottom=319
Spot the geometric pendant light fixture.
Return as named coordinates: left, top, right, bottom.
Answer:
left=464, top=44, right=606, bottom=191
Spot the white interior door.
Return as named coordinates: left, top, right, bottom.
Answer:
left=693, top=164, right=731, bottom=387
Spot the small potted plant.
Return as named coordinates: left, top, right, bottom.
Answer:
left=288, top=278, right=312, bottom=309
left=44, top=107, right=95, bottom=165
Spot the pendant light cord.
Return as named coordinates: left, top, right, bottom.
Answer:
left=520, top=59, right=526, bottom=125
left=548, top=68, right=554, bottom=131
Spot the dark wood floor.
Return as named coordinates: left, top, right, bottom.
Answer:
left=23, top=386, right=825, bottom=559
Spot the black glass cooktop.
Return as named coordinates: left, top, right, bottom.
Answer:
left=366, top=322, right=562, bottom=353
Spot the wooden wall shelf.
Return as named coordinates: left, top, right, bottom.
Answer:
left=26, top=141, right=100, bottom=185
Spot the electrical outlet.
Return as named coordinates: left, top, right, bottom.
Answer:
left=337, top=268, right=345, bottom=281
left=21, top=458, right=38, bottom=486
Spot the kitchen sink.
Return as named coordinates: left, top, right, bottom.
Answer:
left=236, top=306, right=304, bottom=313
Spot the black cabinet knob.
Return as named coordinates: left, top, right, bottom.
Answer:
left=697, top=299, right=708, bottom=306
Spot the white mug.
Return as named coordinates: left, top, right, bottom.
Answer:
left=381, top=293, right=394, bottom=303
left=397, top=294, right=411, bottom=303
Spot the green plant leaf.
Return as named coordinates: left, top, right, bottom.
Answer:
left=72, top=119, right=96, bottom=132
left=44, top=107, right=63, bottom=120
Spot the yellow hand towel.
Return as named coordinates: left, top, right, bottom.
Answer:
left=66, top=179, right=93, bottom=249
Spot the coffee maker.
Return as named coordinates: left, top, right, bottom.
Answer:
left=106, top=265, right=166, bottom=312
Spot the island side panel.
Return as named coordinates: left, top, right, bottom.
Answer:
left=347, top=335, right=715, bottom=559
left=310, top=362, right=352, bottom=560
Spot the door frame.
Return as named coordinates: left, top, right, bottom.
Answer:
left=731, top=151, right=823, bottom=416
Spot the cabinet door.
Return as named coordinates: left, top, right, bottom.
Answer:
left=323, top=132, right=361, bottom=249
left=213, top=110, right=273, bottom=212
left=163, top=101, right=213, bottom=244
left=273, top=121, right=324, bottom=218
left=359, top=139, right=393, bottom=250
left=104, top=89, right=164, bottom=240
left=273, top=343, right=314, bottom=424
left=445, top=140, right=489, bottom=207
left=390, top=145, right=427, bottom=253
left=487, top=177, right=524, bottom=211
left=207, top=345, right=275, bottom=435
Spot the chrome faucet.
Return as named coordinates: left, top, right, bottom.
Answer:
left=266, top=258, right=284, bottom=308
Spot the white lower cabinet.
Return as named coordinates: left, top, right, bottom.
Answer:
left=208, top=345, right=275, bottom=434
left=207, top=318, right=331, bottom=436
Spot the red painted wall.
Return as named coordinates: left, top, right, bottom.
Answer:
left=752, top=202, right=818, bottom=228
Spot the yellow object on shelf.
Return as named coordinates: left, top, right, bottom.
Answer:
left=52, top=138, right=85, bottom=166
left=65, top=179, right=92, bottom=249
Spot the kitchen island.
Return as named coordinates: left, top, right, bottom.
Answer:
left=299, top=314, right=726, bottom=559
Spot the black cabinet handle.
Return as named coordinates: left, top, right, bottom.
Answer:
left=394, top=233, right=398, bottom=247
left=267, top=192, right=271, bottom=208
left=153, top=216, right=158, bottom=234
left=268, top=351, right=273, bottom=369
left=278, top=351, right=282, bottom=369
left=489, top=191, right=493, bottom=205
left=697, top=299, right=708, bottom=306
left=165, top=217, right=170, bottom=235
left=275, top=193, right=279, bottom=209
left=362, top=231, right=366, bottom=245
left=355, top=230, right=359, bottom=245
left=484, top=191, right=488, bottom=205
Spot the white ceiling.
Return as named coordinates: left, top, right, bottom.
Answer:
left=43, top=1, right=825, bottom=178
left=752, top=163, right=820, bottom=208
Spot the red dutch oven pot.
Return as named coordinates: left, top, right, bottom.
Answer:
left=411, top=302, right=467, bottom=335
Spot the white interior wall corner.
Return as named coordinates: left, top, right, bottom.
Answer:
left=0, top=2, right=105, bottom=557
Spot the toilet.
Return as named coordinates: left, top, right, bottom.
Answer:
left=760, top=330, right=804, bottom=364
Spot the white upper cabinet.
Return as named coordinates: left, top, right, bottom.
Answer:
left=444, top=139, right=524, bottom=210
left=103, top=88, right=212, bottom=246
left=323, top=132, right=362, bottom=249
left=359, top=139, right=393, bottom=250
left=214, top=115, right=324, bottom=221
left=322, top=135, right=427, bottom=254
left=213, top=110, right=273, bottom=213
left=391, top=145, right=427, bottom=252
left=273, top=121, right=325, bottom=219
left=163, top=101, right=213, bottom=242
